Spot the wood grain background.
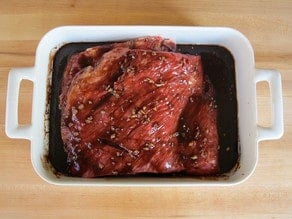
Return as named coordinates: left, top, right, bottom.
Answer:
left=0, top=1, right=291, bottom=218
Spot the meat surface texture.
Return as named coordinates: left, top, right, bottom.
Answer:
left=60, top=36, right=219, bottom=177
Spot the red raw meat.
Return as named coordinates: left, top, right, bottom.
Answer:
left=60, top=36, right=219, bottom=177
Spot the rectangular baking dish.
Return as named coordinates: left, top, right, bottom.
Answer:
left=5, top=26, right=284, bottom=186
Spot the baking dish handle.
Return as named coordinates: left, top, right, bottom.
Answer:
left=5, top=67, right=35, bottom=140
left=255, top=68, right=284, bottom=142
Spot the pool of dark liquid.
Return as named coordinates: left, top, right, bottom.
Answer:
left=49, top=42, right=239, bottom=176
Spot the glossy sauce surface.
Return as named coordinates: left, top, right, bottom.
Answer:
left=49, top=42, right=238, bottom=176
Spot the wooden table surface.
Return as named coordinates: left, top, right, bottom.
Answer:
left=0, top=1, right=291, bottom=218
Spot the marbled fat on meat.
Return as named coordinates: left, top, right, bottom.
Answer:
left=60, top=36, right=219, bottom=177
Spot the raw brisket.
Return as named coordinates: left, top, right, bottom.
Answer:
left=59, top=36, right=219, bottom=177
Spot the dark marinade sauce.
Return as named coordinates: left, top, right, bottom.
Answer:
left=49, top=42, right=239, bottom=176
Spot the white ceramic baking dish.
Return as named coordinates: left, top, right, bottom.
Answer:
left=5, top=26, right=283, bottom=186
